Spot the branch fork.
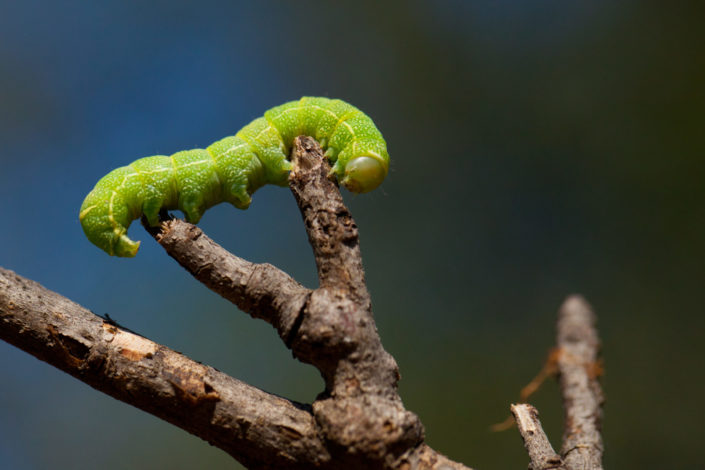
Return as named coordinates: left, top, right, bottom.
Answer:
left=511, top=296, right=604, bottom=470
left=1, top=137, right=471, bottom=470
left=0, top=137, right=604, bottom=469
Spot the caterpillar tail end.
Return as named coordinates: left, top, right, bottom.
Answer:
left=80, top=220, right=141, bottom=257
left=79, top=201, right=141, bottom=257
left=114, top=235, right=140, bottom=258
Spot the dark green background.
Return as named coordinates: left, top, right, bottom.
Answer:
left=1, top=1, right=703, bottom=468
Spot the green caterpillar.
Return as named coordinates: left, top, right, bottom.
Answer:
left=79, top=97, right=390, bottom=257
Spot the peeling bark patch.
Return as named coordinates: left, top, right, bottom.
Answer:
left=162, top=355, right=220, bottom=404
left=58, top=333, right=91, bottom=360
left=120, top=348, right=152, bottom=361
left=45, top=324, right=91, bottom=365
left=101, top=322, right=118, bottom=335
left=1, top=267, right=331, bottom=470
left=164, top=366, right=207, bottom=402
left=107, top=327, right=158, bottom=361
left=278, top=424, right=304, bottom=440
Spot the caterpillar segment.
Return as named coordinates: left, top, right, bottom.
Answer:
left=80, top=97, right=390, bottom=257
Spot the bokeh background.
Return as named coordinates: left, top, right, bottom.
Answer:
left=1, top=1, right=703, bottom=468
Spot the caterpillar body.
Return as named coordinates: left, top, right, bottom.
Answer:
left=79, top=97, right=390, bottom=257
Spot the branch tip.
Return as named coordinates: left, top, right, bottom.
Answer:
left=511, top=404, right=566, bottom=470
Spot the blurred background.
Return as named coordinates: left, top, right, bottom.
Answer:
left=1, top=1, right=703, bottom=468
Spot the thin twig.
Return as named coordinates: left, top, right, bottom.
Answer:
left=490, top=348, right=561, bottom=432
left=511, top=296, right=604, bottom=470
left=146, top=218, right=310, bottom=344
left=511, top=404, right=566, bottom=470
left=556, top=295, right=604, bottom=469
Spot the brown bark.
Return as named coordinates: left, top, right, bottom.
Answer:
left=511, top=404, right=566, bottom=470
left=0, top=137, right=475, bottom=469
left=150, top=218, right=310, bottom=345
left=0, top=267, right=327, bottom=470
left=1, top=137, right=604, bottom=469
left=511, top=296, right=604, bottom=470
left=556, top=296, right=604, bottom=469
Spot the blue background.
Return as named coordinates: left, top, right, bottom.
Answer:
left=1, top=1, right=703, bottom=468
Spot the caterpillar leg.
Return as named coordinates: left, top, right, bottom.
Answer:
left=179, top=191, right=206, bottom=223
left=142, top=197, right=164, bottom=227
left=170, top=149, right=221, bottom=223
left=229, top=183, right=252, bottom=209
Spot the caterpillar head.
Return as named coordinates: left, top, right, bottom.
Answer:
left=341, top=155, right=388, bottom=193
left=333, top=137, right=390, bottom=194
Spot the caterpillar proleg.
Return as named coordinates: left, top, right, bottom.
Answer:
left=79, top=97, right=390, bottom=257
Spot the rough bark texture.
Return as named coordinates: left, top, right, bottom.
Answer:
left=0, top=137, right=478, bottom=469
left=151, top=219, right=310, bottom=345
left=0, top=267, right=327, bottom=470
left=1, top=137, right=604, bottom=469
left=287, top=138, right=424, bottom=468
left=511, top=404, right=566, bottom=470
left=556, top=295, right=604, bottom=469
left=511, top=295, right=604, bottom=470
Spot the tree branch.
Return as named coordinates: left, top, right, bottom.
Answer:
left=141, top=138, right=428, bottom=468
left=148, top=218, right=311, bottom=345
left=288, top=136, right=366, bottom=293
left=0, top=136, right=479, bottom=469
left=556, top=295, right=604, bottom=469
left=511, top=295, right=604, bottom=470
left=511, top=404, right=566, bottom=470
left=0, top=267, right=328, bottom=470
